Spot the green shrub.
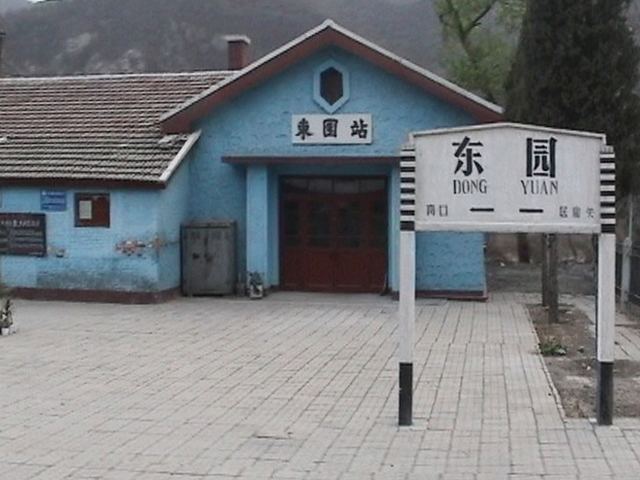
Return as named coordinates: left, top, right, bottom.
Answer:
left=539, top=337, right=567, bottom=356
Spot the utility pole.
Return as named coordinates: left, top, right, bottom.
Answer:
left=548, top=233, right=559, bottom=323
left=541, top=234, right=549, bottom=306
left=541, top=233, right=559, bottom=322
left=620, top=196, right=633, bottom=309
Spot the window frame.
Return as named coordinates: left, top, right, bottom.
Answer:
left=74, top=192, right=111, bottom=228
left=313, top=60, right=350, bottom=113
left=319, top=67, right=344, bottom=106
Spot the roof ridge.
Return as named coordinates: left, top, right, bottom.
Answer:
left=0, top=70, right=235, bottom=82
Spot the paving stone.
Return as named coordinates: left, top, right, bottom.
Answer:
left=0, top=294, right=639, bottom=478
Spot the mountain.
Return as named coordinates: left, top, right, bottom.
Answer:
left=0, top=0, right=29, bottom=14
left=0, top=0, right=443, bottom=76
left=5, top=0, right=640, bottom=83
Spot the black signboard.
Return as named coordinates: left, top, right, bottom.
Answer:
left=0, top=213, right=47, bottom=257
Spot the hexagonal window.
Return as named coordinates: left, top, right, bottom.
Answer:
left=320, top=67, right=344, bottom=106
left=313, top=61, right=350, bottom=113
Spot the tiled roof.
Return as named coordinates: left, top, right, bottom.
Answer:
left=0, top=71, right=233, bottom=185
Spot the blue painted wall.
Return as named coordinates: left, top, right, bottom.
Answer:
left=157, top=161, right=191, bottom=291
left=0, top=187, right=164, bottom=292
left=246, top=165, right=270, bottom=285
left=188, top=46, right=486, bottom=293
left=0, top=45, right=488, bottom=296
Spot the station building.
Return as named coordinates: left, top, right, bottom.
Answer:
left=0, top=21, right=502, bottom=302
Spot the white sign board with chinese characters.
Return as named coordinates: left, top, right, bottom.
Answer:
left=292, top=114, right=372, bottom=144
left=411, top=123, right=607, bottom=233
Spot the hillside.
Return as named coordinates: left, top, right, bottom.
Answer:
left=4, top=0, right=640, bottom=86
left=0, top=0, right=443, bottom=76
left=0, top=0, right=29, bottom=14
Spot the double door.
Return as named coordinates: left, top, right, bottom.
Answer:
left=280, top=177, right=387, bottom=292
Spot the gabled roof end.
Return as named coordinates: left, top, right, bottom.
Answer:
left=160, top=19, right=504, bottom=133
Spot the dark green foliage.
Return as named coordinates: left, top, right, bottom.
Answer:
left=506, top=0, right=640, bottom=194
left=435, top=0, right=526, bottom=104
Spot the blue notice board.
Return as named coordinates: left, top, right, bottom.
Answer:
left=41, top=190, right=67, bottom=212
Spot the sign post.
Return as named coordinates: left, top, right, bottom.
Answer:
left=398, top=123, right=615, bottom=426
left=398, top=147, right=416, bottom=426
left=597, top=146, right=616, bottom=425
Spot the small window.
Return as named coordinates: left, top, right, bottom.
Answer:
left=75, top=193, right=110, bottom=227
left=313, top=61, right=349, bottom=113
left=320, top=67, right=344, bottom=105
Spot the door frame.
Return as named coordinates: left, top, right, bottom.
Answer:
left=278, top=174, right=389, bottom=292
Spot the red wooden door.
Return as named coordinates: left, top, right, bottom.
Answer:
left=280, top=177, right=387, bottom=293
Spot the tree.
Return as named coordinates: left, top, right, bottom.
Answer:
left=436, top=0, right=525, bottom=104
left=436, top=0, right=532, bottom=263
left=506, top=0, right=640, bottom=320
left=506, top=0, right=640, bottom=195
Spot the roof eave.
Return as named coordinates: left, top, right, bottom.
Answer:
left=159, top=130, right=202, bottom=183
left=0, top=177, right=166, bottom=189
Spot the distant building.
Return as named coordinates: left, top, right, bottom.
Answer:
left=0, top=21, right=502, bottom=302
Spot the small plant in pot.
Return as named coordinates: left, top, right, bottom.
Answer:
left=248, top=272, right=265, bottom=299
left=0, top=284, right=14, bottom=336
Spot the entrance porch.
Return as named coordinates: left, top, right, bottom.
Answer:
left=237, top=158, right=399, bottom=294
left=225, top=156, right=487, bottom=297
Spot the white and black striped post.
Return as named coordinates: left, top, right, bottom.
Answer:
left=597, top=146, right=616, bottom=425
left=399, top=146, right=416, bottom=426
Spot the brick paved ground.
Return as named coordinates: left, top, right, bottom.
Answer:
left=0, top=293, right=639, bottom=479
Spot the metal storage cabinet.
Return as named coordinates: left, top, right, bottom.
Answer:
left=181, top=221, right=236, bottom=295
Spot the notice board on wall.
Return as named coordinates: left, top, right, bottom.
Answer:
left=40, top=190, right=67, bottom=212
left=0, top=213, right=47, bottom=257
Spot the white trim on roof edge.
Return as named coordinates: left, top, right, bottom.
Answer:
left=327, top=21, right=502, bottom=114
left=159, top=19, right=503, bottom=124
left=160, top=130, right=201, bottom=183
left=411, top=122, right=607, bottom=142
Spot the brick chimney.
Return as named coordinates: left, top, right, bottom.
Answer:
left=224, top=35, right=251, bottom=70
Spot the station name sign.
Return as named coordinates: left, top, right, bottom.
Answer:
left=292, top=114, right=372, bottom=145
left=410, top=124, right=609, bottom=234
